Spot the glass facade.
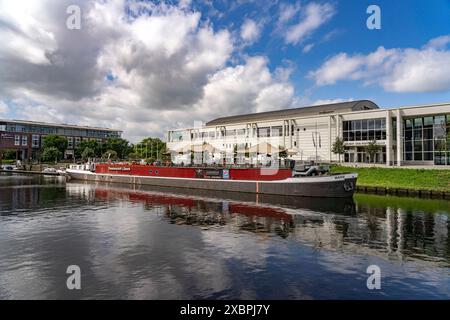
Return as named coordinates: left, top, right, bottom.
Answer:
left=257, top=127, right=270, bottom=138
left=403, top=115, right=450, bottom=165
left=343, top=119, right=386, bottom=142
left=0, top=122, right=121, bottom=138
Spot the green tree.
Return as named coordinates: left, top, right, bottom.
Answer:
left=42, top=134, right=68, bottom=155
left=365, top=140, right=381, bottom=163
left=75, top=140, right=102, bottom=159
left=104, top=138, right=131, bottom=159
left=135, top=137, right=166, bottom=160
left=331, top=137, right=345, bottom=162
left=81, top=147, right=95, bottom=160
left=127, top=152, right=140, bottom=160
left=1, top=149, right=17, bottom=160
left=41, top=147, right=62, bottom=163
left=102, top=149, right=118, bottom=160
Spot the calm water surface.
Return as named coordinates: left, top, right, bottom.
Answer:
left=0, top=174, right=449, bottom=299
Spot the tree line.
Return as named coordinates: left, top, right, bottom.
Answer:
left=33, top=134, right=169, bottom=163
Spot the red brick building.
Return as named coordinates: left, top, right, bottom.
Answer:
left=0, top=119, right=122, bottom=161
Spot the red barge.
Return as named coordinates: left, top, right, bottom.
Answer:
left=66, top=163, right=357, bottom=198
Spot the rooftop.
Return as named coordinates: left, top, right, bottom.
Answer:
left=0, top=118, right=122, bottom=132
left=206, top=100, right=379, bottom=126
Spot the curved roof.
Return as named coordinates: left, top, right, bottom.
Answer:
left=206, top=100, right=378, bottom=127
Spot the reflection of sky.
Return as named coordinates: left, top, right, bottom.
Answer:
left=0, top=179, right=449, bottom=299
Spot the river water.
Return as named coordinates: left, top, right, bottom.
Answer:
left=0, top=174, right=448, bottom=299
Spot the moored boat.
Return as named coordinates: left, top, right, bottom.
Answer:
left=66, top=163, right=357, bottom=198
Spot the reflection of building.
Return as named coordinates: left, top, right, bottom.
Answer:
left=0, top=119, right=122, bottom=161
left=66, top=183, right=449, bottom=266
left=167, top=100, right=450, bottom=166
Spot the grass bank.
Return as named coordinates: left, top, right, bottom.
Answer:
left=331, top=165, right=450, bottom=192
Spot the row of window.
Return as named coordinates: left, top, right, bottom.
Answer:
left=0, top=123, right=121, bottom=138
left=343, top=119, right=386, bottom=131
left=172, top=125, right=299, bottom=142
left=402, top=115, right=450, bottom=164
left=11, top=135, right=104, bottom=149
left=343, top=119, right=386, bottom=142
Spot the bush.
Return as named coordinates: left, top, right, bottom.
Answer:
left=1, top=159, right=16, bottom=165
left=1, top=149, right=17, bottom=160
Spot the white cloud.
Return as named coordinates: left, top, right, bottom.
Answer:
left=284, top=2, right=335, bottom=45
left=0, top=1, right=58, bottom=65
left=240, top=19, right=261, bottom=44
left=312, top=98, right=354, bottom=106
left=0, top=0, right=297, bottom=142
left=278, top=2, right=301, bottom=24
left=0, top=101, right=9, bottom=114
left=424, top=35, right=450, bottom=50
left=191, top=56, right=294, bottom=118
left=310, top=36, right=450, bottom=93
left=302, top=43, right=315, bottom=53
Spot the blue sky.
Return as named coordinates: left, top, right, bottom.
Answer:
left=1, top=0, right=450, bottom=140
left=199, top=0, right=450, bottom=108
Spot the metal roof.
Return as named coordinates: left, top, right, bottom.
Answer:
left=206, top=100, right=379, bottom=126
left=0, top=118, right=122, bottom=132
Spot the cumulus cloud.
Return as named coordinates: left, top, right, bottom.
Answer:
left=302, top=43, right=315, bottom=53
left=240, top=19, right=261, bottom=44
left=283, top=2, right=335, bottom=45
left=309, top=36, right=450, bottom=93
left=0, top=0, right=297, bottom=141
left=312, top=98, right=354, bottom=106
left=0, top=101, right=9, bottom=115
left=278, top=2, right=301, bottom=25
left=190, top=56, right=294, bottom=118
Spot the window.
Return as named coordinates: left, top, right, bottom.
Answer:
left=257, top=127, right=270, bottom=138
left=272, top=126, right=283, bottom=137
left=0, top=125, right=6, bottom=131
left=67, top=137, right=73, bottom=149
left=75, top=137, right=81, bottom=147
left=21, top=135, right=28, bottom=146
left=414, top=118, right=422, bottom=129
left=32, top=135, right=39, bottom=148
left=404, top=115, right=450, bottom=163
left=343, top=119, right=386, bottom=142
left=226, top=130, right=236, bottom=137
left=14, top=135, right=20, bottom=146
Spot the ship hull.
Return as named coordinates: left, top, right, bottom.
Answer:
left=66, top=170, right=357, bottom=198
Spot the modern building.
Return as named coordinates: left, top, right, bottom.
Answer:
left=0, top=119, right=122, bottom=161
left=167, top=100, right=450, bottom=166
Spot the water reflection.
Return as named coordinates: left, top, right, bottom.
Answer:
left=0, top=175, right=449, bottom=299
left=68, top=182, right=449, bottom=268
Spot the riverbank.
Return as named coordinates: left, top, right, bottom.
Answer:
left=331, top=165, right=450, bottom=197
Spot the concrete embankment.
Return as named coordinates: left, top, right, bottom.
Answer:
left=0, top=169, right=63, bottom=176
left=355, top=185, right=450, bottom=200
